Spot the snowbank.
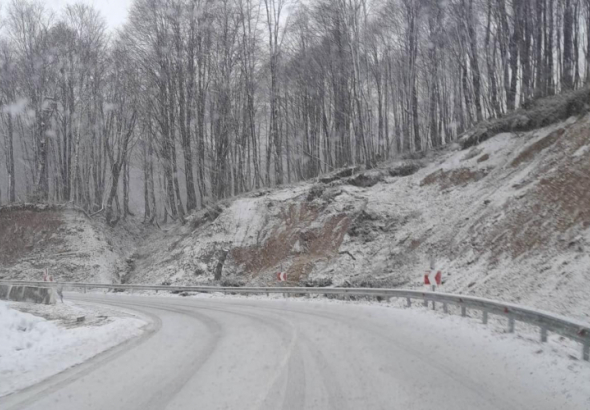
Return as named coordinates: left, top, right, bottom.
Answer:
left=0, top=300, right=146, bottom=397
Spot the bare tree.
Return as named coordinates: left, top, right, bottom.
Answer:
left=103, top=37, right=139, bottom=226
left=0, top=40, right=17, bottom=203
left=0, top=0, right=583, bottom=220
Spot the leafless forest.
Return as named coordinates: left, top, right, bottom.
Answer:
left=0, top=0, right=587, bottom=225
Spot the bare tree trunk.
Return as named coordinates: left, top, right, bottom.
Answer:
left=586, top=0, right=590, bottom=83
left=105, top=166, right=121, bottom=226
left=519, top=0, right=533, bottom=101
left=485, top=0, right=501, bottom=116
left=404, top=0, right=421, bottom=151
left=123, top=158, right=131, bottom=218
left=464, top=0, right=483, bottom=121
left=5, top=113, right=16, bottom=203
left=175, top=15, right=197, bottom=213
left=427, top=4, right=438, bottom=147
left=508, top=0, right=521, bottom=111
left=547, top=0, right=555, bottom=94
left=562, top=0, right=574, bottom=90
left=143, top=136, right=151, bottom=222
left=535, top=0, right=546, bottom=97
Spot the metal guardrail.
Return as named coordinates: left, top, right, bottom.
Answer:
left=2, top=280, right=589, bottom=361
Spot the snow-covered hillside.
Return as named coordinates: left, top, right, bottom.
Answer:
left=2, top=113, right=590, bottom=321
left=130, top=114, right=590, bottom=321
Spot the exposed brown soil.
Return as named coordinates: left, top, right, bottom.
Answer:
left=409, top=239, right=421, bottom=251
left=482, top=120, right=590, bottom=258
left=231, top=202, right=350, bottom=281
left=510, top=128, right=566, bottom=168
left=421, top=167, right=490, bottom=190
left=477, top=153, right=490, bottom=163
left=0, top=209, right=65, bottom=266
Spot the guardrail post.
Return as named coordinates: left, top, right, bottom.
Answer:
left=443, top=303, right=448, bottom=314
left=423, top=299, right=428, bottom=308
left=540, top=327, right=548, bottom=343
left=508, top=316, right=515, bottom=333
left=583, top=341, right=589, bottom=361
left=406, top=298, right=411, bottom=307
left=482, top=310, right=488, bottom=324
left=461, top=306, right=466, bottom=317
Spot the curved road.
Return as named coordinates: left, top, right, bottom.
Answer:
left=1, top=293, right=588, bottom=410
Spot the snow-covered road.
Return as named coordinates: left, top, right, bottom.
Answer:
left=2, top=293, right=589, bottom=410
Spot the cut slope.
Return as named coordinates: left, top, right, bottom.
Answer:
left=0, top=205, right=126, bottom=283
left=2, top=112, right=589, bottom=321
left=131, top=113, right=590, bottom=321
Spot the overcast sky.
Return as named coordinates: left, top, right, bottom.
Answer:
left=46, top=0, right=132, bottom=30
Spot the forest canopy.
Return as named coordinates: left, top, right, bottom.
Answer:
left=0, top=0, right=587, bottom=225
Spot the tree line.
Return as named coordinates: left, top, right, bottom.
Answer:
left=0, top=0, right=587, bottom=225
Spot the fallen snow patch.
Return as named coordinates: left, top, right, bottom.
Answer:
left=0, top=300, right=147, bottom=397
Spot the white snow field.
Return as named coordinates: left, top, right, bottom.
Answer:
left=1, top=293, right=588, bottom=410
left=0, top=300, right=147, bottom=397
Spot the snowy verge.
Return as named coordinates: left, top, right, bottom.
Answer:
left=0, top=300, right=148, bottom=397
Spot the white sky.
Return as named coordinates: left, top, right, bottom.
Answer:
left=45, top=0, right=132, bottom=31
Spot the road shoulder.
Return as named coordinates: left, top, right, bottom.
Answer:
left=0, top=298, right=149, bottom=397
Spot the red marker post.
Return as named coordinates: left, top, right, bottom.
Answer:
left=424, top=270, right=442, bottom=310
left=424, top=271, right=442, bottom=286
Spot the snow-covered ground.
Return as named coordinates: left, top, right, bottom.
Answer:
left=0, top=299, right=147, bottom=397
left=2, top=293, right=589, bottom=410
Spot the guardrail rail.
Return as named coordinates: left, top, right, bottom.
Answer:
left=2, top=280, right=588, bottom=361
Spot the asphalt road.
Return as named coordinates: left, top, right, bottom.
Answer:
left=2, top=293, right=588, bottom=410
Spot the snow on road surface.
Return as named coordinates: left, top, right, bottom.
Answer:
left=1, top=293, right=588, bottom=410
left=0, top=300, right=147, bottom=397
